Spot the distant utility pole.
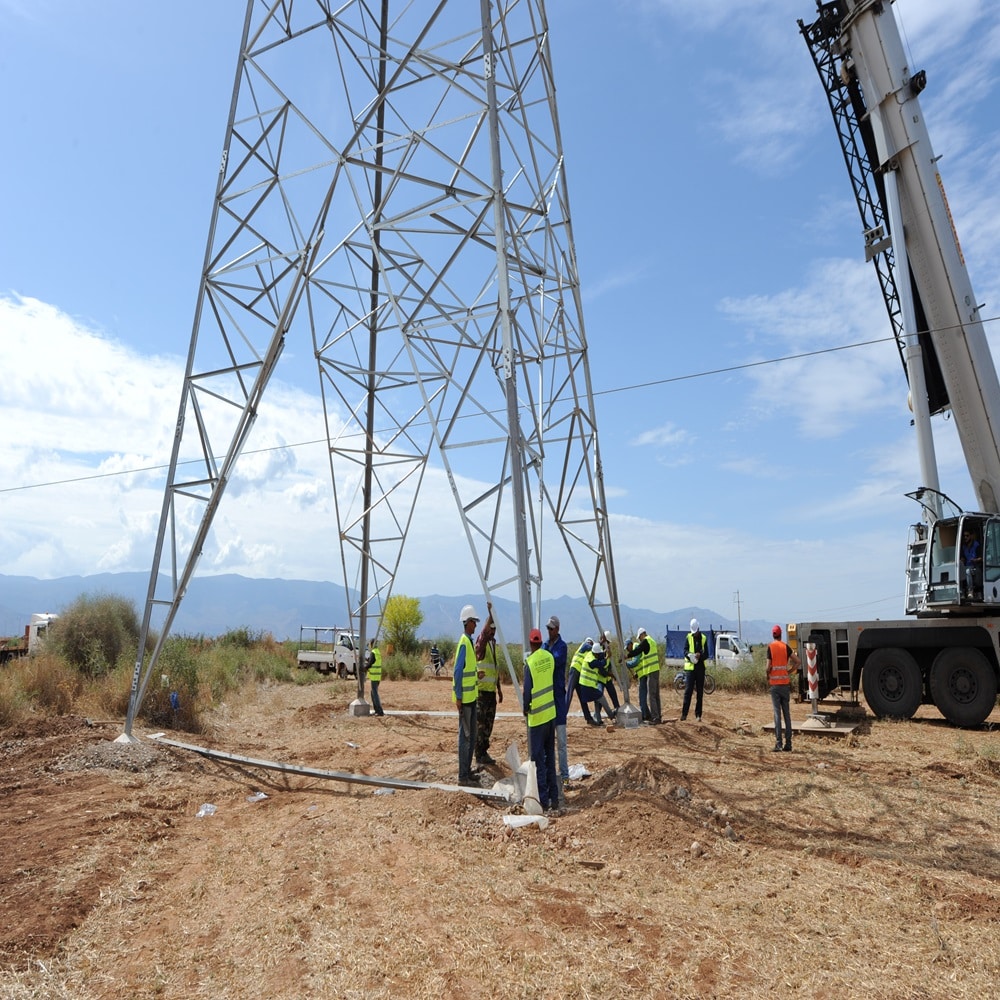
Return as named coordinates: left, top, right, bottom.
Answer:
left=122, top=0, right=623, bottom=736
left=733, top=590, right=743, bottom=639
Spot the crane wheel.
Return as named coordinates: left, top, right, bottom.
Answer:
left=861, top=647, right=922, bottom=720
left=929, top=647, right=997, bottom=728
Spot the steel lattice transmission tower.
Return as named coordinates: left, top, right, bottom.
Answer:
left=124, top=0, right=623, bottom=734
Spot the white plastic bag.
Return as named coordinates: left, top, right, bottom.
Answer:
left=522, top=759, right=543, bottom=815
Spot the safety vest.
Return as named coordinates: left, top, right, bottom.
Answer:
left=367, top=647, right=382, bottom=683
left=477, top=640, right=499, bottom=693
left=579, top=650, right=601, bottom=689
left=637, top=636, right=659, bottom=678
left=597, top=654, right=610, bottom=682
left=526, top=647, right=556, bottom=727
left=768, top=641, right=791, bottom=686
left=456, top=633, right=478, bottom=704
left=685, top=632, right=705, bottom=671
left=569, top=645, right=590, bottom=678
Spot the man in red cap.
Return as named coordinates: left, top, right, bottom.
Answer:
left=522, top=627, right=559, bottom=812
left=766, top=625, right=800, bottom=752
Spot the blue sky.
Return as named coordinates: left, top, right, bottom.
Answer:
left=2, top=0, right=1000, bottom=629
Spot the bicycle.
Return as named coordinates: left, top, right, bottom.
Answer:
left=672, top=667, right=716, bottom=695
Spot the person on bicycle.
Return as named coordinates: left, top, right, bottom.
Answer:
left=681, top=618, right=708, bottom=722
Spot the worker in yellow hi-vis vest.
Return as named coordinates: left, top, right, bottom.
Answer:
left=454, top=604, right=480, bottom=787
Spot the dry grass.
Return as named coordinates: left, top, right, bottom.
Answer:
left=1, top=680, right=997, bottom=998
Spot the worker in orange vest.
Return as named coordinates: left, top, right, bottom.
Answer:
left=767, top=624, right=800, bottom=752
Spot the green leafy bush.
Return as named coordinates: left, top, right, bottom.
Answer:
left=49, top=593, right=141, bottom=677
left=142, top=635, right=204, bottom=731
left=382, top=652, right=426, bottom=680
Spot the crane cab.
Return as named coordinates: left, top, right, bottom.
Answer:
left=906, top=489, right=1000, bottom=613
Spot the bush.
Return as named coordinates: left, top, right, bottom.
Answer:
left=714, top=660, right=769, bottom=693
left=21, top=653, right=84, bottom=714
left=383, top=652, right=427, bottom=681
left=217, top=626, right=270, bottom=649
left=142, top=635, right=204, bottom=732
left=0, top=653, right=84, bottom=724
left=0, top=665, right=30, bottom=726
left=50, top=593, right=141, bottom=677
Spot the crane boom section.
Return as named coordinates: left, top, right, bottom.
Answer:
left=837, top=0, right=1000, bottom=513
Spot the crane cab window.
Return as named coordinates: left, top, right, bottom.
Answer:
left=982, top=519, right=1000, bottom=597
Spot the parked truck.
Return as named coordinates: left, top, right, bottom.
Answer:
left=296, top=625, right=361, bottom=678
left=793, top=0, right=1000, bottom=727
left=0, top=613, right=59, bottom=665
left=663, top=627, right=752, bottom=671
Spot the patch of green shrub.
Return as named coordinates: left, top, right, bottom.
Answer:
left=142, top=635, right=204, bottom=732
left=383, top=652, right=426, bottom=680
left=49, top=593, right=141, bottom=677
left=713, top=661, right=769, bottom=693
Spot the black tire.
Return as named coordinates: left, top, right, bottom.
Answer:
left=704, top=673, right=716, bottom=695
left=929, top=647, right=998, bottom=728
left=673, top=671, right=686, bottom=694
left=861, top=647, right=922, bottom=720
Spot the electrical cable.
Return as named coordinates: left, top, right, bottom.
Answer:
left=2, top=313, right=998, bottom=496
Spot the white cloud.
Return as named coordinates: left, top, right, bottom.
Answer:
left=631, top=423, right=690, bottom=448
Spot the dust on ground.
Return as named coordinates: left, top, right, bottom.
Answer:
left=1, top=678, right=998, bottom=998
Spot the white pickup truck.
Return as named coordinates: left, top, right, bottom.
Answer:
left=713, top=630, right=752, bottom=670
left=296, top=626, right=361, bottom=678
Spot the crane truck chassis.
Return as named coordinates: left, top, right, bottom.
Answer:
left=789, top=617, right=998, bottom=729
left=793, top=0, right=1000, bottom=727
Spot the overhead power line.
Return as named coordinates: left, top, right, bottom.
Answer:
left=4, top=317, right=998, bottom=497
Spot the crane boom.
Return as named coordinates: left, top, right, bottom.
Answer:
left=801, top=0, right=1000, bottom=514
left=793, top=2, right=1000, bottom=728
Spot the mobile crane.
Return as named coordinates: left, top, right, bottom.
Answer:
left=792, top=0, right=1000, bottom=727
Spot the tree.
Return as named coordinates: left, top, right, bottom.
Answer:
left=381, top=595, right=423, bottom=655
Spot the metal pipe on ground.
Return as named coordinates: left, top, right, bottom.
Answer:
left=148, top=734, right=513, bottom=801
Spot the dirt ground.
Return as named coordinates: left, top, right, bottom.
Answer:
left=1, top=675, right=998, bottom=999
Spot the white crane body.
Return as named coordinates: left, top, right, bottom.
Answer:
left=793, top=0, right=1000, bottom=726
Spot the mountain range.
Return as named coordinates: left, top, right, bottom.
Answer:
left=0, top=572, right=775, bottom=645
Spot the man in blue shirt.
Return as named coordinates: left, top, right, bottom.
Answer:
left=544, top=615, right=569, bottom=803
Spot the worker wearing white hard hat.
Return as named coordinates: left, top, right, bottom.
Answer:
left=682, top=619, right=708, bottom=722
left=598, top=629, right=621, bottom=721
left=454, top=604, right=480, bottom=786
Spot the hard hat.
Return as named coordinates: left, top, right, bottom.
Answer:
left=585, top=637, right=594, bottom=646
left=636, top=627, right=646, bottom=638
left=603, top=630, right=612, bottom=641
left=772, top=624, right=782, bottom=637
left=690, top=618, right=699, bottom=631
left=460, top=604, right=479, bottom=623
left=528, top=628, right=542, bottom=644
